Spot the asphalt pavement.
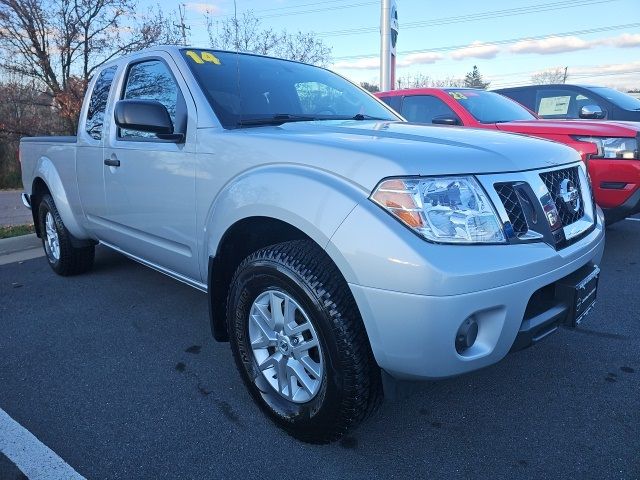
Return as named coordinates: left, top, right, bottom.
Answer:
left=0, top=190, right=31, bottom=227
left=1, top=220, right=639, bottom=479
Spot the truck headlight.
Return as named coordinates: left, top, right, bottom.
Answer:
left=371, top=176, right=506, bottom=244
left=573, top=136, right=638, bottom=159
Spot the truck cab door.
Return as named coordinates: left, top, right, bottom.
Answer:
left=102, top=54, right=200, bottom=281
left=76, top=65, right=118, bottom=237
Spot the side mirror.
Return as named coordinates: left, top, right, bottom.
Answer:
left=114, top=99, right=184, bottom=142
left=579, top=104, right=606, bottom=120
left=432, top=115, right=460, bottom=126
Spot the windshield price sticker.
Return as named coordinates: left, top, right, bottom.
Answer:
left=185, top=50, right=221, bottom=65
left=449, top=92, right=467, bottom=100
left=538, top=96, right=570, bottom=116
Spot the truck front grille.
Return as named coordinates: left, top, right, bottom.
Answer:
left=539, top=166, right=585, bottom=227
left=491, top=165, right=593, bottom=249
left=494, top=183, right=528, bottom=238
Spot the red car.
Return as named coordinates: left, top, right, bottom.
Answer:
left=376, top=88, right=640, bottom=224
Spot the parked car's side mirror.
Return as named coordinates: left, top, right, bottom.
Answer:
left=432, top=115, right=460, bottom=126
left=114, top=99, right=184, bottom=142
left=579, top=104, right=606, bottom=120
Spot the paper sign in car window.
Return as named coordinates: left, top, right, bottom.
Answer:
left=448, top=92, right=467, bottom=100
left=185, top=50, right=221, bottom=65
left=538, top=96, right=570, bottom=116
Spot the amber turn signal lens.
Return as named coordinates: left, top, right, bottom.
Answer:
left=371, top=180, right=424, bottom=229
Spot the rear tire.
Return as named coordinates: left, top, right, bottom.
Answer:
left=38, top=194, right=94, bottom=276
left=226, top=240, right=382, bottom=443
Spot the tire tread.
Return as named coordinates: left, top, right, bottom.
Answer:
left=39, top=194, right=94, bottom=276
left=228, top=239, right=382, bottom=443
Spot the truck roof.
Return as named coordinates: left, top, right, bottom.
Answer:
left=99, top=45, right=316, bottom=69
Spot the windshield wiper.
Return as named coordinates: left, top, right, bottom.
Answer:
left=237, top=113, right=391, bottom=127
left=238, top=114, right=320, bottom=127
left=351, top=113, right=388, bottom=120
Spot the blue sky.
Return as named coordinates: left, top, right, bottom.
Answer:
left=149, top=0, right=640, bottom=90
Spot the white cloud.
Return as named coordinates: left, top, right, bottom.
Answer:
left=332, top=57, right=380, bottom=71
left=397, top=52, right=443, bottom=67
left=333, top=51, right=442, bottom=71
left=451, top=41, right=500, bottom=60
left=509, top=33, right=640, bottom=55
left=185, top=3, right=220, bottom=14
left=510, top=36, right=592, bottom=55
left=570, top=60, right=640, bottom=76
left=609, top=33, right=640, bottom=48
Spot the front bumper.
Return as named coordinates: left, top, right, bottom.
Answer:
left=328, top=201, right=605, bottom=380
left=603, top=188, right=640, bottom=225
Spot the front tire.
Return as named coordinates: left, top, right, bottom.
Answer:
left=226, top=240, right=382, bottom=443
left=38, top=194, right=94, bottom=276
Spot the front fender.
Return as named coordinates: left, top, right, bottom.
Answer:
left=203, top=163, right=368, bottom=264
left=33, top=156, right=89, bottom=239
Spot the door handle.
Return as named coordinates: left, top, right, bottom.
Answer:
left=104, top=158, right=120, bottom=167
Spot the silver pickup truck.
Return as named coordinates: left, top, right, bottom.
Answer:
left=20, top=46, right=605, bottom=443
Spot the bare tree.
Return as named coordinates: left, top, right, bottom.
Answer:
left=0, top=72, right=67, bottom=187
left=205, top=10, right=331, bottom=66
left=396, top=72, right=465, bottom=90
left=360, top=82, right=379, bottom=93
left=530, top=67, right=568, bottom=85
left=0, top=0, right=180, bottom=131
left=430, top=76, right=466, bottom=88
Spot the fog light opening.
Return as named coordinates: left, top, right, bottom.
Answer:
left=455, top=316, right=479, bottom=354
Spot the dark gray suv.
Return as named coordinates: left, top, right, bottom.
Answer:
left=495, top=84, right=640, bottom=122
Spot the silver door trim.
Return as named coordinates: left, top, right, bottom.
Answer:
left=100, top=240, right=208, bottom=292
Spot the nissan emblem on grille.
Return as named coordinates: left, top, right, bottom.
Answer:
left=540, top=167, right=585, bottom=227
left=559, top=178, right=581, bottom=214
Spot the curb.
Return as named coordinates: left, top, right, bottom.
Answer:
left=0, top=234, right=44, bottom=265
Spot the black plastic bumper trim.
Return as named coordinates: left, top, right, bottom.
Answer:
left=600, top=182, right=627, bottom=190
left=510, top=303, right=568, bottom=352
left=603, top=188, right=640, bottom=225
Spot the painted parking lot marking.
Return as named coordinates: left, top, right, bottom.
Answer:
left=0, top=408, right=85, bottom=480
left=626, top=217, right=640, bottom=222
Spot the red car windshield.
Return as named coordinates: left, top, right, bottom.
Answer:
left=446, top=89, right=536, bottom=123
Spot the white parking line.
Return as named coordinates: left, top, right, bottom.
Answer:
left=626, top=217, right=640, bottom=222
left=0, top=408, right=85, bottom=480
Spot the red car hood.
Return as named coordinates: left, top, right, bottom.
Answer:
left=495, top=119, right=640, bottom=137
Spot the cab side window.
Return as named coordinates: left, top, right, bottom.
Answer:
left=120, top=60, right=186, bottom=139
left=402, top=95, right=460, bottom=124
left=85, top=66, right=117, bottom=140
left=379, top=95, right=402, bottom=114
left=535, top=89, right=600, bottom=119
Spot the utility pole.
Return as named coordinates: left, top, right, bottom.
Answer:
left=380, top=0, right=398, bottom=91
left=563, top=66, right=568, bottom=84
left=174, top=4, right=191, bottom=46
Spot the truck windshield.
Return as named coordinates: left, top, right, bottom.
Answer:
left=589, top=86, right=640, bottom=111
left=446, top=89, right=536, bottom=123
left=181, top=49, right=399, bottom=128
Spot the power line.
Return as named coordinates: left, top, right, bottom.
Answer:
left=318, top=0, right=618, bottom=37
left=203, top=0, right=377, bottom=21
left=490, top=70, right=640, bottom=88
left=334, top=23, right=640, bottom=60
left=240, top=0, right=375, bottom=15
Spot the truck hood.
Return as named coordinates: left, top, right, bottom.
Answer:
left=234, top=120, right=579, bottom=184
left=495, top=119, right=640, bottom=137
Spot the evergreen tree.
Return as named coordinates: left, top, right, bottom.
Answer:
left=464, top=66, right=491, bottom=89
